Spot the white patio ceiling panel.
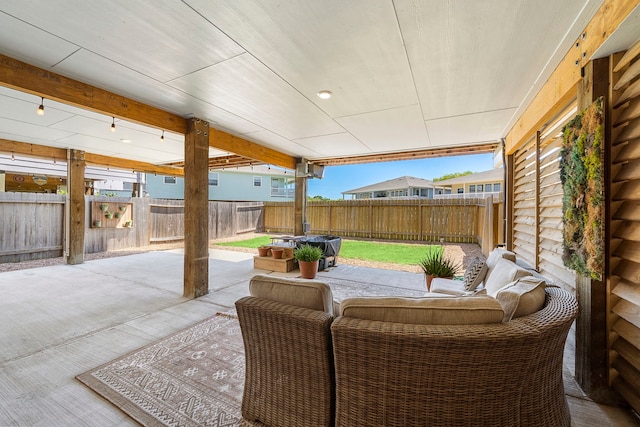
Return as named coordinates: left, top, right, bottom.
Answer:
left=188, top=0, right=419, bottom=119
left=336, top=105, right=430, bottom=152
left=0, top=12, right=78, bottom=70
left=168, top=54, right=344, bottom=141
left=0, top=1, right=245, bottom=83
left=242, top=130, right=320, bottom=159
left=292, top=132, right=371, bottom=157
left=397, top=0, right=603, bottom=121
left=426, top=108, right=519, bottom=148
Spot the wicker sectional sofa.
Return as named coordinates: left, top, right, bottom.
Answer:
left=236, top=255, right=578, bottom=427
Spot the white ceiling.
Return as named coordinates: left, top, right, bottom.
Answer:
left=0, top=0, right=637, bottom=168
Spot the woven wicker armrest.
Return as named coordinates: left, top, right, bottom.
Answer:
left=236, top=296, right=335, bottom=427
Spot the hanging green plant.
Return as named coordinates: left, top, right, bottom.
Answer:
left=560, top=97, right=604, bottom=280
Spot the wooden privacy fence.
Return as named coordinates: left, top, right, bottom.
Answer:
left=263, top=198, right=503, bottom=253
left=0, top=192, right=66, bottom=263
left=0, top=193, right=264, bottom=263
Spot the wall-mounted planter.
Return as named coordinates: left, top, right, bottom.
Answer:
left=92, top=201, right=133, bottom=228
left=94, top=220, right=102, bottom=228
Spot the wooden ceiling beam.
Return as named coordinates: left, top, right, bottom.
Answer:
left=0, top=54, right=187, bottom=134
left=209, top=128, right=297, bottom=170
left=0, top=138, right=66, bottom=160
left=313, top=143, right=499, bottom=166
left=0, top=54, right=298, bottom=169
left=0, top=138, right=183, bottom=176
left=504, top=0, right=640, bottom=154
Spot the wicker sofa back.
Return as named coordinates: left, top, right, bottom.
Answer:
left=330, top=287, right=578, bottom=427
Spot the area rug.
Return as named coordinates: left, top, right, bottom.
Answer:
left=77, top=280, right=427, bottom=427
left=77, top=313, right=244, bottom=427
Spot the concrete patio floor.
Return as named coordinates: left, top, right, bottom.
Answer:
left=0, top=249, right=638, bottom=426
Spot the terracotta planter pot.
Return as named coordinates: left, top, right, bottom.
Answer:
left=425, top=275, right=453, bottom=292
left=271, top=248, right=284, bottom=259
left=257, top=247, right=270, bottom=257
left=298, top=260, right=319, bottom=279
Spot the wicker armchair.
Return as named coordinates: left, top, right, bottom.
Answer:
left=235, top=275, right=335, bottom=427
left=330, top=287, right=578, bottom=427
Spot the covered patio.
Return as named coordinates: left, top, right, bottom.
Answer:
left=0, top=248, right=637, bottom=426
left=1, top=0, right=640, bottom=422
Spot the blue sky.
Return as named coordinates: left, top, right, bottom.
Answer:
left=307, top=153, right=495, bottom=200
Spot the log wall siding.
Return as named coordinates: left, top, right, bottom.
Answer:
left=263, top=198, right=501, bottom=247
left=610, top=49, right=640, bottom=414
left=511, top=103, right=577, bottom=290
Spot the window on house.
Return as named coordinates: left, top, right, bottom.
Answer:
left=493, top=183, right=501, bottom=192
left=477, top=184, right=484, bottom=192
left=253, top=176, right=262, bottom=187
left=469, top=185, right=475, bottom=193
left=209, top=172, right=219, bottom=187
left=271, top=177, right=294, bottom=197
left=457, top=188, right=464, bottom=193
left=164, top=176, right=176, bottom=184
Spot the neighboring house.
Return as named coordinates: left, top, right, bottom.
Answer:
left=145, top=165, right=295, bottom=201
left=342, top=176, right=445, bottom=200
left=0, top=154, right=138, bottom=195
left=434, top=168, right=504, bottom=199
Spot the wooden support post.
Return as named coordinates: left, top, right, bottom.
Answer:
left=66, top=149, right=85, bottom=265
left=575, top=56, right=621, bottom=404
left=183, top=118, right=209, bottom=298
left=294, top=168, right=307, bottom=236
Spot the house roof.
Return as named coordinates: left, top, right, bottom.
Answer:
left=343, top=176, right=436, bottom=194
left=435, top=168, right=505, bottom=185
left=0, top=1, right=636, bottom=171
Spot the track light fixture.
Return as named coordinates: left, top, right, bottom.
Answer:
left=160, top=130, right=164, bottom=142
left=110, top=117, right=116, bottom=132
left=37, top=97, right=45, bottom=116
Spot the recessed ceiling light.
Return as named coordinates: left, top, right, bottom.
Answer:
left=120, top=138, right=132, bottom=143
left=317, top=90, right=333, bottom=99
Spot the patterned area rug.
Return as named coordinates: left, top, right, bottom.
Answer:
left=77, top=313, right=244, bottom=427
left=77, top=280, right=428, bottom=427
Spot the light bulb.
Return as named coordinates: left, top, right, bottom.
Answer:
left=110, top=117, right=116, bottom=132
left=160, top=130, right=164, bottom=142
left=37, top=97, right=45, bottom=116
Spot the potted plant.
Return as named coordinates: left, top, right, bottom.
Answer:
left=105, top=211, right=114, bottom=219
left=417, top=245, right=461, bottom=292
left=118, top=205, right=128, bottom=212
left=99, top=203, right=109, bottom=212
left=257, top=246, right=270, bottom=257
left=93, top=219, right=102, bottom=228
left=294, top=244, right=324, bottom=279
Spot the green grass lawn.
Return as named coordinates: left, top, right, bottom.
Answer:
left=216, top=236, right=438, bottom=266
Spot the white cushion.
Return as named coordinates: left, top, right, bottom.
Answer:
left=339, top=295, right=504, bottom=325
left=484, top=258, right=533, bottom=297
left=463, top=258, right=488, bottom=291
left=495, top=277, right=546, bottom=322
left=485, top=248, right=517, bottom=269
left=429, top=277, right=466, bottom=295
left=249, top=274, right=334, bottom=315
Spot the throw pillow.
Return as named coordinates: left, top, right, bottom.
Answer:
left=495, top=276, right=546, bottom=322
left=463, top=258, right=488, bottom=291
